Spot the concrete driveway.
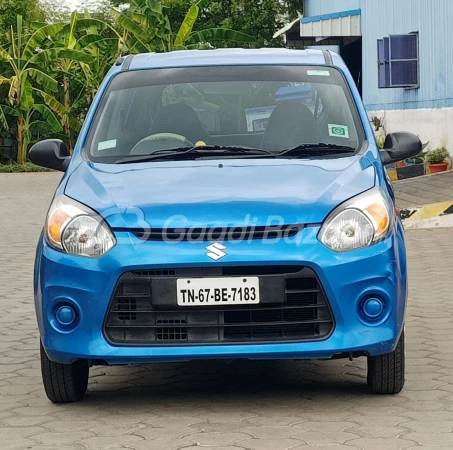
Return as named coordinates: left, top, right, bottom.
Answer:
left=0, top=173, right=452, bottom=450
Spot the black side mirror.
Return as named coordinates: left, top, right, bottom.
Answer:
left=29, top=139, right=71, bottom=172
left=380, top=132, right=422, bottom=166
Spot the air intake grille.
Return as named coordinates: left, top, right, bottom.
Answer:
left=104, top=266, right=334, bottom=345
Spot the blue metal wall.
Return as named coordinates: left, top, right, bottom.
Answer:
left=361, top=0, right=453, bottom=110
left=304, top=0, right=453, bottom=110
left=304, top=0, right=360, bottom=17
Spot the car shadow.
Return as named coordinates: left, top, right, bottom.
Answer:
left=81, top=358, right=371, bottom=409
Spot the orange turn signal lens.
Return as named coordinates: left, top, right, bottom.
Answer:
left=365, top=202, right=390, bottom=236
left=47, top=209, right=70, bottom=244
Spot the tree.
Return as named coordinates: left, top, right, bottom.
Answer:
left=0, top=0, right=45, bottom=34
left=0, top=16, right=93, bottom=162
left=110, top=0, right=255, bottom=53
left=163, top=0, right=304, bottom=47
left=45, top=11, right=120, bottom=151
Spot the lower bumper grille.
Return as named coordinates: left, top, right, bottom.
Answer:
left=104, top=266, right=334, bottom=345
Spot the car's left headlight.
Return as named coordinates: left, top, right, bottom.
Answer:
left=319, top=188, right=394, bottom=252
left=46, top=195, right=116, bottom=257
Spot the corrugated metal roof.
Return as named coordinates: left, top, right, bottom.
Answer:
left=305, top=0, right=360, bottom=17
left=300, top=9, right=361, bottom=37
left=300, top=9, right=361, bottom=23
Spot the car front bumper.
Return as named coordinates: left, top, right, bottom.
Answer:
left=35, top=223, right=407, bottom=365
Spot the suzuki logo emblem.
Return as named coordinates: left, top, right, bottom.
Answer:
left=206, top=242, right=227, bottom=261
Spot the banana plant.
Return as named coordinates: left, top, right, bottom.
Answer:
left=51, top=11, right=121, bottom=152
left=0, top=15, right=93, bottom=163
left=111, top=0, right=255, bottom=53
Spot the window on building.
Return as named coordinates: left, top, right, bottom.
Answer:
left=377, top=33, right=419, bottom=89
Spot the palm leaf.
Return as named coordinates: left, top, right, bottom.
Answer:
left=129, top=13, right=158, bottom=39
left=125, top=35, right=150, bottom=54
left=110, top=9, right=155, bottom=49
left=0, top=47, right=12, bottom=61
left=7, top=75, right=19, bottom=105
left=175, top=4, right=199, bottom=47
left=65, top=11, right=78, bottom=49
left=0, top=75, right=11, bottom=85
left=188, top=28, right=256, bottom=44
left=39, top=91, right=67, bottom=117
left=73, top=18, right=118, bottom=35
left=30, top=22, right=48, bottom=30
left=19, top=78, right=34, bottom=110
left=29, top=48, right=94, bottom=64
left=0, top=105, right=19, bottom=129
left=23, top=23, right=66, bottom=58
left=76, top=35, right=119, bottom=51
left=28, top=120, right=54, bottom=133
left=32, top=104, right=63, bottom=132
left=68, top=115, right=82, bottom=132
left=145, top=0, right=163, bottom=14
left=25, top=68, right=58, bottom=92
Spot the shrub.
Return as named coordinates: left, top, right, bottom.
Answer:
left=0, top=162, right=53, bottom=173
left=425, top=147, right=450, bottom=164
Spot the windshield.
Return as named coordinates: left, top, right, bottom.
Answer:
left=86, top=65, right=364, bottom=163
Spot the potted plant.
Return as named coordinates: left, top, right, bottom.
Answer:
left=425, top=147, right=450, bottom=174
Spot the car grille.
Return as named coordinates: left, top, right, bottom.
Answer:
left=104, top=266, right=334, bottom=345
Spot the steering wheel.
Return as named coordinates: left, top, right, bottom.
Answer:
left=130, top=133, right=195, bottom=155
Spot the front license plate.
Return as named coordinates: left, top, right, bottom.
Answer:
left=177, top=277, right=260, bottom=306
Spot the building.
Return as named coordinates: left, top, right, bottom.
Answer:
left=281, top=0, right=453, bottom=154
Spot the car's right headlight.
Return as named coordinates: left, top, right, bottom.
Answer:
left=319, top=188, right=394, bottom=252
left=46, top=195, right=116, bottom=257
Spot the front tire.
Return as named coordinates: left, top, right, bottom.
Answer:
left=40, top=341, right=89, bottom=403
left=367, top=330, right=405, bottom=394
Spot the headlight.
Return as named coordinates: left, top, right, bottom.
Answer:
left=46, top=195, right=116, bottom=257
left=319, top=188, right=394, bottom=252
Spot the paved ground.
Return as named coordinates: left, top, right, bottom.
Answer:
left=1, top=172, right=453, bottom=450
left=393, top=170, right=453, bottom=209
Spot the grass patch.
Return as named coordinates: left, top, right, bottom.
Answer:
left=0, top=162, right=53, bottom=173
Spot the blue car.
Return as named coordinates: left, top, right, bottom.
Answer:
left=30, top=49, right=421, bottom=403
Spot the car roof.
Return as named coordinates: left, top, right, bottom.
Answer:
left=123, top=48, right=336, bottom=71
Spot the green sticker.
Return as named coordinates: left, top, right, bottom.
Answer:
left=328, top=124, right=349, bottom=139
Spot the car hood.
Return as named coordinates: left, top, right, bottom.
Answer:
left=65, top=157, right=376, bottom=229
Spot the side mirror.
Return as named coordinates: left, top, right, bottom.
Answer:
left=380, top=132, right=422, bottom=166
left=29, top=139, right=71, bottom=172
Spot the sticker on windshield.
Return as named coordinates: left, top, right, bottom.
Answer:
left=98, top=139, right=117, bottom=151
left=307, top=70, right=331, bottom=76
left=328, top=124, right=349, bottom=139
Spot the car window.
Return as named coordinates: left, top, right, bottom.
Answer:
left=86, top=65, right=364, bottom=163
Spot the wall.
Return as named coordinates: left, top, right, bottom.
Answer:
left=304, top=0, right=453, bottom=111
left=368, top=108, right=453, bottom=154
left=361, top=0, right=453, bottom=111
left=304, top=0, right=360, bottom=17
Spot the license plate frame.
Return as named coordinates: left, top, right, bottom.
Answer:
left=177, top=277, right=260, bottom=306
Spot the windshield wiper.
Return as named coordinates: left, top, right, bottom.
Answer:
left=278, top=143, right=357, bottom=157
left=116, top=145, right=274, bottom=164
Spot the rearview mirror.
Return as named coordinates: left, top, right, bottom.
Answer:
left=29, top=139, right=71, bottom=172
left=380, top=132, right=422, bottom=166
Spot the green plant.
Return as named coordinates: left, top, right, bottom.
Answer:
left=425, top=147, right=450, bottom=164
left=0, top=15, right=93, bottom=162
left=376, top=134, right=386, bottom=149
left=111, top=0, right=255, bottom=53
left=0, top=161, right=53, bottom=172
